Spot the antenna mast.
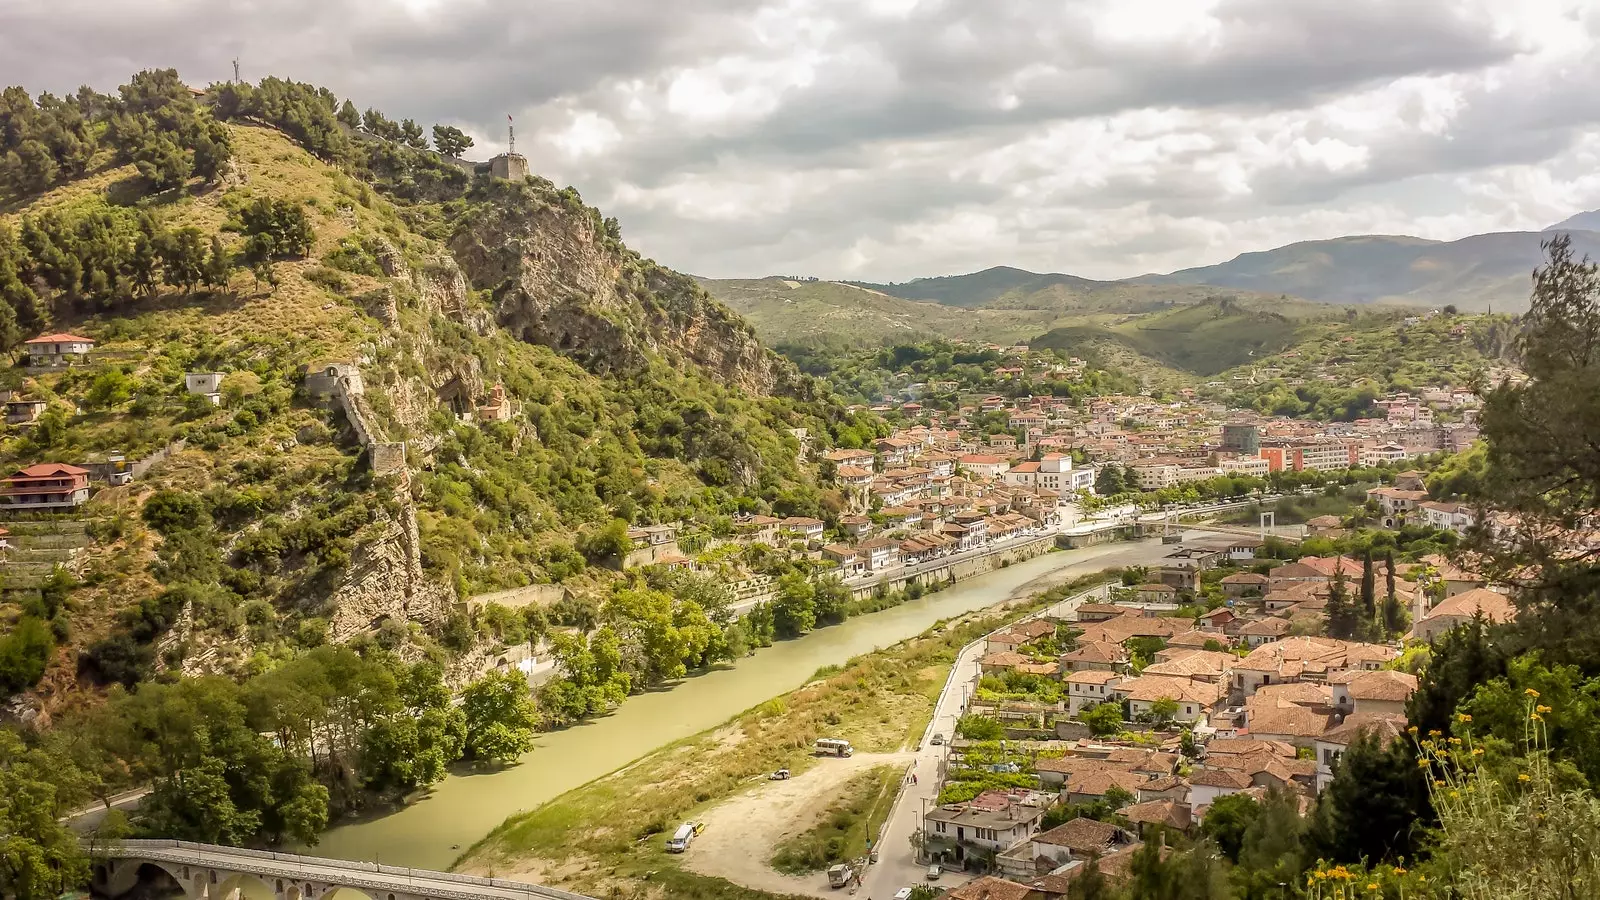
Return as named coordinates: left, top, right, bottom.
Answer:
left=508, top=115, right=515, bottom=154
left=232, top=58, right=240, bottom=83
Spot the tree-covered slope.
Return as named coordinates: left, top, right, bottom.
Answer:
left=0, top=71, right=867, bottom=718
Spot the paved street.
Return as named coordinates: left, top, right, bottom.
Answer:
left=858, top=580, right=1113, bottom=900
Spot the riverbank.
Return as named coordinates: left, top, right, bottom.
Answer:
left=454, top=589, right=1071, bottom=899
left=307, top=538, right=1177, bottom=870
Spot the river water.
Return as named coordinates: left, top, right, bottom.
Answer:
left=301, top=538, right=1169, bottom=872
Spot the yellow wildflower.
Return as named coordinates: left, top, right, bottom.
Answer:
left=1407, top=725, right=1418, bottom=735
left=1537, top=704, right=1552, bottom=714
left=1473, top=748, right=1484, bottom=756
left=1429, top=729, right=1442, bottom=737
left=1531, top=713, right=1543, bottom=722
left=1368, top=884, right=1379, bottom=891
left=1519, top=773, right=1531, bottom=783
left=1418, top=759, right=1431, bottom=768
left=1458, top=713, right=1472, bottom=723
left=1526, top=688, right=1540, bottom=698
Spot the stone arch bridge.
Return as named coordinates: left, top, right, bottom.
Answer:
left=92, top=839, right=594, bottom=900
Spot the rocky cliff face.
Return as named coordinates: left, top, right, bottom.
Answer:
left=448, top=179, right=800, bottom=396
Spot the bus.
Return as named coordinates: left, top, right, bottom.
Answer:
left=814, top=738, right=854, bottom=757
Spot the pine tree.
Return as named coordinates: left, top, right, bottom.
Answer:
left=336, top=99, right=360, bottom=129
left=202, top=235, right=231, bottom=289
left=1360, top=549, right=1377, bottom=622
left=1382, top=549, right=1404, bottom=636
left=1326, top=569, right=1359, bottom=640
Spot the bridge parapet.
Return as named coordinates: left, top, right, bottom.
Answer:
left=94, top=839, right=595, bottom=900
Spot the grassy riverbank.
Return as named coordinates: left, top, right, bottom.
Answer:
left=455, top=573, right=1112, bottom=898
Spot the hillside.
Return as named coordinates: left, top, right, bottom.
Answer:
left=701, top=270, right=1284, bottom=349
left=1028, top=296, right=1339, bottom=377
left=699, top=276, right=1063, bottom=346
left=1139, top=230, right=1600, bottom=311
left=1544, top=209, right=1600, bottom=232
left=0, top=72, right=860, bottom=721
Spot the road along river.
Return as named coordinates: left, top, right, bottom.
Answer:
left=307, top=537, right=1181, bottom=872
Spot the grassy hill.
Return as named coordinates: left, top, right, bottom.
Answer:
left=1028, top=297, right=1337, bottom=376
left=1139, top=230, right=1600, bottom=311
left=0, top=73, right=862, bottom=713
left=700, top=271, right=1289, bottom=349
left=698, top=276, right=1056, bottom=345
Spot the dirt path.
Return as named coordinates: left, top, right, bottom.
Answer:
left=684, top=752, right=913, bottom=898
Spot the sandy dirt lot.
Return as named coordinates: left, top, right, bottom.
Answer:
left=684, top=751, right=913, bottom=897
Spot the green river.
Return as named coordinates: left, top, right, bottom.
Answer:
left=304, top=538, right=1171, bottom=872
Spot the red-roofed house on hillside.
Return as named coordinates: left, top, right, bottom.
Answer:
left=0, top=463, right=90, bottom=510
left=23, top=333, right=95, bottom=365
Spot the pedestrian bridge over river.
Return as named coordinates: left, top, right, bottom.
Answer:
left=93, top=839, right=594, bottom=900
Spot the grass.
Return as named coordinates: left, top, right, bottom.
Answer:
left=457, top=599, right=1055, bottom=896
left=768, top=764, right=901, bottom=874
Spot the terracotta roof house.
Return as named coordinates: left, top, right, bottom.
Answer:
left=1065, top=768, right=1153, bottom=803
left=1142, top=650, right=1236, bottom=683
left=947, top=876, right=1042, bottom=900
left=980, top=651, right=1033, bottom=674
left=1244, top=703, right=1337, bottom=748
left=1058, top=641, right=1128, bottom=672
left=1236, top=616, right=1291, bottom=647
left=0, top=463, right=91, bottom=510
left=1034, top=817, right=1125, bottom=858
left=1414, top=588, right=1516, bottom=642
left=1314, top=713, right=1409, bottom=791
left=1120, top=799, right=1193, bottom=834
left=1220, top=572, right=1269, bottom=597
left=1337, top=669, right=1418, bottom=717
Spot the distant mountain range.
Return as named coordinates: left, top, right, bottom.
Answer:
left=834, top=213, right=1600, bottom=313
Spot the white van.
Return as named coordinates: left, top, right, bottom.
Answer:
left=814, top=738, right=854, bottom=757
left=665, top=822, right=696, bottom=853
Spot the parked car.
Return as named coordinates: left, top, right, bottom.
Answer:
left=930, top=733, right=945, bottom=745
left=770, top=768, right=791, bottom=780
left=927, top=864, right=942, bottom=880
left=894, top=888, right=915, bottom=900
left=827, top=864, right=853, bottom=888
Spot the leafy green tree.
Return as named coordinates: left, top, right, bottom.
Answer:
left=1200, top=792, right=1260, bottom=862
left=576, top=518, right=632, bottom=564
left=109, top=677, right=329, bottom=846
left=1233, top=788, right=1307, bottom=898
left=1080, top=702, right=1123, bottom=737
left=955, top=715, right=1005, bottom=740
left=772, top=572, right=816, bottom=637
left=812, top=576, right=850, bottom=625
left=1469, top=235, right=1600, bottom=669
left=82, top=368, right=133, bottom=410
left=1307, top=731, right=1432, bottom=864
left=157, top=226, right=208, bottom=291
left=1066, top=856, right=1115, bottom=900
left=1149, top=696, right=1179, bottom=727
left=203, top=234, right=232, bottom=288
left=0, top=617, right=54, bottom=697
left=239, top=198, right=314, bottom=261
left=431, top=124, right=474, bottom=157
left=462, top=669, right=539, bottom=763
left=1407, top=615, right=1507, bottom=737
left=1094, top=465, right=1126, bottom=496
left=0, top=729, right=90, bottom=899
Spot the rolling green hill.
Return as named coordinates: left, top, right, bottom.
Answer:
left=1028, top=297, right=1338, bottom=376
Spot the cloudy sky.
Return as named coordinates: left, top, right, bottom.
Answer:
left=5, top=0, right=1600, bottom=281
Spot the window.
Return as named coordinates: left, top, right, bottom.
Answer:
left=935, top=821, right=947, bottom=834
